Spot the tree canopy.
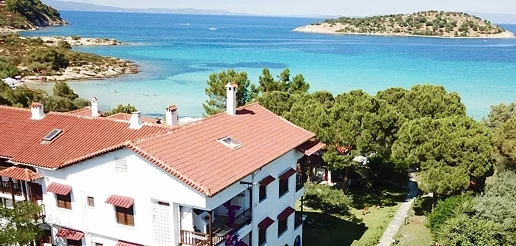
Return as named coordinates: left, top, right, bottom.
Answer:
left=377, top=85, right=466, bottom=121
left=103, top=104, right=138, bottom=117
left=304, top=182, right=352, bottom=216
left=474, top=171, right=516, bottom=243
left=392, top=116, right=493, bottom=196
left=494, top=118, right=516, bottom=169
left=436, top=214, right=507, bottom=246
left=203, top=69, right=255, bottom=115
left=482, top=102, right=516, bottom=129
left=0, top=201, right=42, bottom=245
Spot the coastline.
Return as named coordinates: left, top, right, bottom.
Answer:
left=2, top=28, right=138, bottom=83
left=293, top=23, right=516, bottom=39
left=26, top=36, right=125, bottom=46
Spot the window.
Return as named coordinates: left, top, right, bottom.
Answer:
left=218, top=136, right=243, bottom=149
left=95, top=243, right=103, bottom=246
left=116, top=205, right=135, bottom=226
left=278, top=219, right=287, bottom=237
left=42, top=129, right=63, bottom=141
left=67, top=239, right=81, bottom=246
left=279, top=178, right=289, bottom=197
left=115, top=157, right=127, bottom=172
left=258, top=228, right=266, bottom=246
left=87, top=196, right=95, bottom=207
left=56, top=194, right=72, bottom=209
left=259, top=185, right=267, bottom=202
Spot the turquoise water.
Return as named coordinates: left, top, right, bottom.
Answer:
left=22, top=11, right=516, bottom=119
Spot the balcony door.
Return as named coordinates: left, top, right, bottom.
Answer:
left=152, top=200, right=172, bottom=245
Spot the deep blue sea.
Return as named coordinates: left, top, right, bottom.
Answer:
left=22, top=11, right=516, bottom=119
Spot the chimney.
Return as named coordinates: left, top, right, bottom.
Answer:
left=91, top=97, right=99, bottom=117
left=129, top=111, right=143, bottom=129
left=165, top=105, right=178, bottom=126
left=225, top=82, right=238, bottom=115
left=30, top=102, right=45, bottom=120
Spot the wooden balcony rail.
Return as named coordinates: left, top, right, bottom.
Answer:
left=180, top=230, right=224, bottom=246
left=0, top=180, right=22, bottom=196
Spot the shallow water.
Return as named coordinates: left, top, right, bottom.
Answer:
left=22, top=11, right=516, bottom=118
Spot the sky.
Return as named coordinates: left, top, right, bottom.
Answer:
left=68, top=0, right=516, bottom=16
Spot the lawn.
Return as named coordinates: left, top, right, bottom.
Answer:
left=300, top=183, right=408, bottom=246
left=395, top=209, right=434, bottom=246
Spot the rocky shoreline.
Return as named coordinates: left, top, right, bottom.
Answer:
left=294, top=23, right=516, bottom=39
left=28, top=36, right=124, bottom=46
left=21, top=58, right=138, bottom=82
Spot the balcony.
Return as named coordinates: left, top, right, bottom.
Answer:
left=0, top=180, right=22, bottom=196
left=180, top=208, right=252, bottom=246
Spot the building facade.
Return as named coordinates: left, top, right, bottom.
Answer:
left=0, top=84, right=322, bottom=246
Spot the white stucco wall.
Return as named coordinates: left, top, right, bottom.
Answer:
left=39, top=148, right=207, bottom=246
left=38, top=147, right=304, bottom=246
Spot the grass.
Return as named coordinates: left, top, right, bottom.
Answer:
left=394, top=205, right=434, bottom=246
left=300, top=182, right=408, bottom=246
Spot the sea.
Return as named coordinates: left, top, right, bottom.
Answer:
left=21, top=11, right=516, bottom=119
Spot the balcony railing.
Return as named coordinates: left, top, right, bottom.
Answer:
left=180, top=230, right=224, bottom=246
left=0, top=180, right=22, bottom=196
left=234, top=207, right=252, bottom=231
left=181, top=208, right=252, bottom=246
left=296, top=174, right=304, bottom=191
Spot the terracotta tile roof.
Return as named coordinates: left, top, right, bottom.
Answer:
left=46, top=182, right=72, bottom=195
left=296, top=139, right=326, bottom=156
left=56, top=227, right=84, bottom=241
left=129, top=103, right=315, bottom=197
left=0, top=106, right=166, bottom=169
left=258, top=217, right=274, bottom=229
left=277, top=206, right=295, bottom=220
left=68, top=107, right=103, bottom=117
left=107, top=113, right=162, bottom=124
left=0, top=166, right=42, bottom=181
left=117, top=241, right=143, bottom=246
left=105, top=195, right=134, bottom=208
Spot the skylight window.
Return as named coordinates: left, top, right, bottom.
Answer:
left=42, top=129, right=63, bottom=142
left=218, top=136, right=242, bottom=149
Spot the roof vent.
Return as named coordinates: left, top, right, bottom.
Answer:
left=42, top=129, right=63, bottom=142
left=218, top=136, right=242, bottom=149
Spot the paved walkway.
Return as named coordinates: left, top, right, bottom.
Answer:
left=377, top=174, right=419, bottom=246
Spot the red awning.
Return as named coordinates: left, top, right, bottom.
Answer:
left=116, top=240, right=143, bottom=246
left=105, top=195, right=134, bottom=208
left=279, top=168, right=296, bottom=180
left=296, top=139, right=326, bottom=156
left=46, top=183, right=72, bottom=195
left=277, top=206, right=295, bottom=221
left=258, top=217, right=274, bottom=230
left=56, top=227, right=84, bottom=241
left=260, top=175, right=276, bottom=186
left=0, top=166, right=42, bottom=181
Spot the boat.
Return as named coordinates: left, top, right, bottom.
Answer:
left=209, top=27, right=217, bottom=31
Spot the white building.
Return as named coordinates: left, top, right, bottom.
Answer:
left=0, top=84, right=323, bottom=246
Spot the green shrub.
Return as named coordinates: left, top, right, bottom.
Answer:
left=426, top=194, right=473, bottom=235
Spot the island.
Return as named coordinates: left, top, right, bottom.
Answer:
left=294, top=11, right=515, bottom=38
left=0, top=0, right=137, bottom=82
